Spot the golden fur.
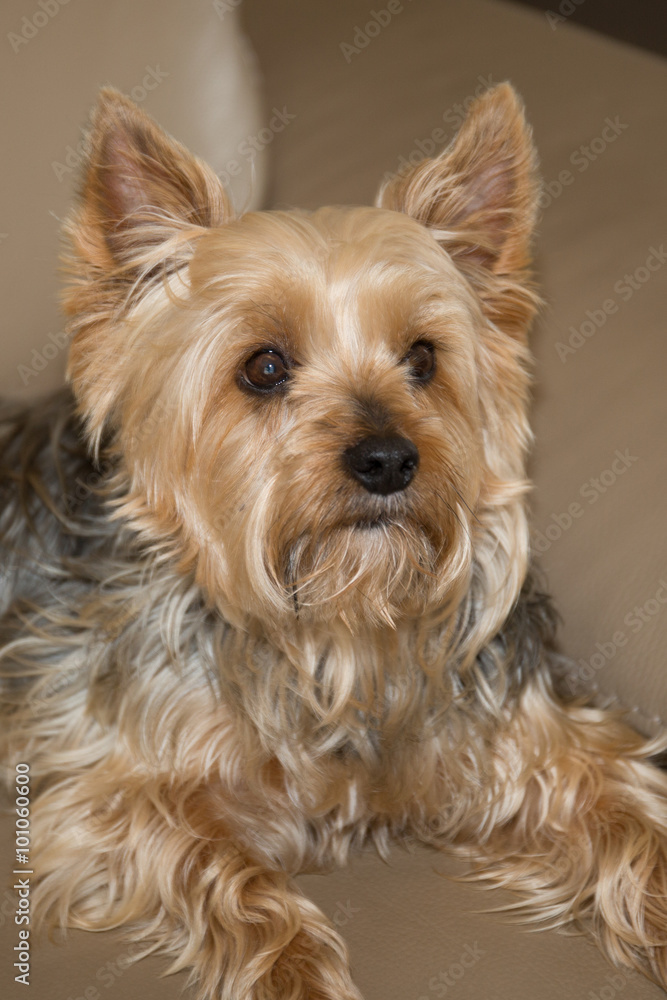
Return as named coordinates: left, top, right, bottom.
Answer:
left=1, top=84, right=666, bottom=998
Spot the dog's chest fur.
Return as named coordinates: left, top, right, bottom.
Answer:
left=0, top=389, right=555, bottom=872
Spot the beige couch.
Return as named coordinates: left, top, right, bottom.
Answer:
left=2, top=0, right=667, bottom=997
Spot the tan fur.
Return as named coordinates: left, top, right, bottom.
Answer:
left=2, top=83, right=666, bottom=999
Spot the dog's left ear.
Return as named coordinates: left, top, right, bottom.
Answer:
left=376, top=83, right=540, bottom=331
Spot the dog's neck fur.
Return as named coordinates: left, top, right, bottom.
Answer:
left=94, top=461, right=532, bottom=764
left=102, top=447, right=530, bottom=726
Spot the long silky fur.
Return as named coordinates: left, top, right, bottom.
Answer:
left=2, top=83, right=667, bottom=1000
left=3, top=389, right=667, bottom=994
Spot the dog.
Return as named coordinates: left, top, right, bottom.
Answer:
left=1, top=82, right=666, bottom=999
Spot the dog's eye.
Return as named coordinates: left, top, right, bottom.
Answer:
left=243, top=349, right=290, bottom=392
left=403, top=341, right=436, bottom=383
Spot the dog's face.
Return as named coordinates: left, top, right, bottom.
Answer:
left=64, top=85, right=539, bottom=637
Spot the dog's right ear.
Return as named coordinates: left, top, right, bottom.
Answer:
left=64, top=90, right=233, bottom=449
left=66, top=88, right=232, bottom=280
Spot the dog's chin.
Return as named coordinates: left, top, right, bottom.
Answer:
left=346, top=512, right=392, bottom=530
left=275, top=518, right=448, bottom=628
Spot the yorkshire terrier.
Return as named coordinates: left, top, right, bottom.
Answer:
left=2, top=83, right=666, bottom=999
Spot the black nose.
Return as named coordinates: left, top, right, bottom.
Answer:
left=343, top=434, right=419, bottom=495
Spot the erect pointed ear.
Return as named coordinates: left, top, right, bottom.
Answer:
left=68, top=87, right=232, bottom=278
left=64, top=90, right=234, bottom=449
left=376, top=83, right=539, bottom=281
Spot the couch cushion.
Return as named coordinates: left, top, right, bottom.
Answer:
left=0, top=0, right=266, bottom=403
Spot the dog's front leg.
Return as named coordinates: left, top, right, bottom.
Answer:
left=28, top=777, right=363, bottom=1000
left=421, top=676, right=667, bottom=988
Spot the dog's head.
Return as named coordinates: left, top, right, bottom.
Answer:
left=64, top=84, right=539, bottom=642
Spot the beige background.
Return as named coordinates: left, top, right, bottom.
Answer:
left=1, top=0, right=667, bottom=997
